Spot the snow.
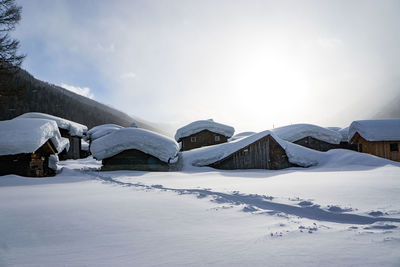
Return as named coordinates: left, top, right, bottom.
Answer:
left=17, top=112, right=88, bottom=137
left=1, top=151, right=400, bottom=266
left=91, top=128, right=179, bottom=163
left=348, top=119, right=400, bottom=142
left=81, top=139, right=89, bottom=151
left=0, top=118, right=69, bottom=156
left=228, top=131, right=256, bottom=141
left=271, top=123, right=342, bottom=144
left=175, top=119, right=235, bottom=141
left=183, top=130, right=322, bottom=169
left=85, top=124, right=123, bottom=142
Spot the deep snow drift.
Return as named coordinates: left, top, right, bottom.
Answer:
left=1, top=149, right=400, bottom=266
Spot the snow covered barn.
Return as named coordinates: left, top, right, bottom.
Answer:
left=17, top=112, right=88, bottom=160
left=91, top=128, right=179, bottom=171
left=271, top=124, right=342, bottom=152
left=186, top=131, right=319, bottom=170
left=348, top=119, right=400, bottom=162
left=175, top=119, right=235, bottom=151
left=0, top=119, right=69, bottom=177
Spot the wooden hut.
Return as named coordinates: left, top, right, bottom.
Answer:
left=91, top=128, right=179, bottom=171
left=348, top=119, right=400, bottom=162
left=175, top=119, right=235, bottom=151
left=0, top=119, right=69, bottom=177
left=271, top=124, right=343, bottom=152
left=17, top=112, right=88, bottom=160
left=187, top=131, right=319, bottom=170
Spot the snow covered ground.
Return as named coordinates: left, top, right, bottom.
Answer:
left=1, top=151, right=400, bottom=266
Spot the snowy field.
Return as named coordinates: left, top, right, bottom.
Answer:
left=1, top=150, right=400, bottom=266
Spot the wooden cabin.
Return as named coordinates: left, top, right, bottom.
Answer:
left=0, top=140, right=58, bottom=177
left=58, top=128, right=82, bottom=160
left=175, top=120, right=235, bottom=151
left=17, top=112, right=88, bottom=160
left=91, top=128, right=179, bottom=172
left=208, top=134, right=296, bottom=170
left=271, top=123, right=344, bottom=152
left=0, top=118, right=68, bottom=177
left=348, top=119, right=400, bottom=162
left=101, top=149, right=170, bottom=171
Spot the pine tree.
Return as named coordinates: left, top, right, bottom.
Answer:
left=0, top=0, right=24, bottom=73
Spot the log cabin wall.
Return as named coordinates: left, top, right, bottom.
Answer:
left=210, top=135, right=294, bottom=170
left=101, top=149, right=170, bottom=171
left=293, top=136, right=338, bottom=152
left=0, top=140, right=56, bottom=177
left=180, top=130, right=229, bottom=151
left=353, top=134, right=400, bottom=162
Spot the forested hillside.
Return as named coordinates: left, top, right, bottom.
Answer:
left=0, top=68, right=160, bottom=132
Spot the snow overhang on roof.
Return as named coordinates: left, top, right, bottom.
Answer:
left=90, top=128, right=179, bottom=163
left=85, top=124, right=123, bottom=141
left=0, top=118, right=69, bottom=156
left=17, top=112, right=88, bottom=137
left=175, top=119, right=235, bottom=142
left=348, top=119, right=400, bottom=142
left=271, top=123, right=342, bottom=145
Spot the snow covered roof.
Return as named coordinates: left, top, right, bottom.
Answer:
left=0, top=118, right=69, bottom=156
left=228, top=131, right=256, bottom=142
left=183, top=130, right=321, bottom=168
left=17, top=112, right=88, bottom=137
left=86, top=124, right=123, bottom=142
left=175, top=119, right=235, bottom=142
left=90, top=128, right=179, bottom=163
left=348, top=119, right=400, bottom=142
left=271, top=124, right=342, bottom=145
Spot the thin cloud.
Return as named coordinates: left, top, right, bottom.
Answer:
left=61, top=83, right=94, bottom=99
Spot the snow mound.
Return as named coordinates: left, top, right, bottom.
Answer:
left=183, top=130, right=321, bottom=169
left=175, top=119, right=235, bottom=142
left=0, top=118, right=69, bottom=156
left=17, top=112, right=88, bottom=137
left=81, top=140, right=90, bottom=151
left=91, top=128, right=179, bottom=163
left=271, top=123, right=342, bottom=144
left=86, top=124, right=123, bottom=142
left=348, top=119, right=400, bottom=142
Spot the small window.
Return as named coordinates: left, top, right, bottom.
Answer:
left=390, top=143, right=399, bottom=152
left=214, top=135, right=220, bottom=142
left=190, top=137, right=197, bottom=142
left=358, top=144, right=363, bottom=152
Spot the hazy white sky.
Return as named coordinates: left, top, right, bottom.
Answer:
left=15, top=0, right=400, bottom=132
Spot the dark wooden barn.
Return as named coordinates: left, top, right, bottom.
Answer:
left=91, top=128, right=180, bottom=172
left=101, top=149, right=171, bottom=171
left=178, top=130, right=229, bottom=151
left=175, top=120, right=235, bottom=151
left=0, top=140, right=58, bottom=177
left=58, top=128, right=82, bottom=160
left=208, top=134, right=296, bottom=170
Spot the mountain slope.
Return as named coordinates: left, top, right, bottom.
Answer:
left=0, top=69, right=162, bottom=133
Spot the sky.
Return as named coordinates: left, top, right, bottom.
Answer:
left=13, top=0, right=400, bottom=133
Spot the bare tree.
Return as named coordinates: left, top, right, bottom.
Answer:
left=0, top=0, right=24, bottom=73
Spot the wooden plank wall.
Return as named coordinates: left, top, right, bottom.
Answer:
left=180, top=130, right=228, bottom=151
